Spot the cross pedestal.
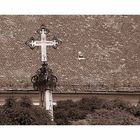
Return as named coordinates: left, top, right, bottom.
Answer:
left=45, top=90, right=53, bottom=121
left=39, top=90, right=53, bottom=121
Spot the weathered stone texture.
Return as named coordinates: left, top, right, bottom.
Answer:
left=0, top=15, right=139, bottom=90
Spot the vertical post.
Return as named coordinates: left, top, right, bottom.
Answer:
left=45, top=90, right=54, bottom=121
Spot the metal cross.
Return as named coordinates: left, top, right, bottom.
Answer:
left=26, top=25, right=61, bottom=62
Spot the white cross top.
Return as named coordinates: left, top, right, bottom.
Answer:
left=26, top=25, right=60, bottom=62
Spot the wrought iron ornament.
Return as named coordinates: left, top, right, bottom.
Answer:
left=31, top=63, right=58, bottom=91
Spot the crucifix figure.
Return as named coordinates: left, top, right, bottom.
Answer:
left=26, top=24, right=61, bottom=121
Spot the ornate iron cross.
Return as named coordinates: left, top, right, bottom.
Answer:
left=25, top=24, right=61, bottom=62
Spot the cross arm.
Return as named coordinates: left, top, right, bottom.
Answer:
left=31, top=40, right=59, bottom=47
left=45, top=40, right=58, bottom=46
left=51, top=36, right=62, bottom=49
left=25, top=37, right=36, bottom=49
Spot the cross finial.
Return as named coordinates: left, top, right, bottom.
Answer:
left=37, top=24, right=50, bottom=35
left=25, top=25, right=61, bottom=62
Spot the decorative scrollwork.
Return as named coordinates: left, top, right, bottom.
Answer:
left=31, top=63, right=58, bottom=91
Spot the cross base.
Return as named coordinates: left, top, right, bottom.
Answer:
left=39, top=90, right=54, bottom=121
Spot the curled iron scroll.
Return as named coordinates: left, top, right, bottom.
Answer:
left=31, top=63, right=58, bottom=91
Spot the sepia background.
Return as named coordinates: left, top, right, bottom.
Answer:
left=0, top=0, right=140, bottom=139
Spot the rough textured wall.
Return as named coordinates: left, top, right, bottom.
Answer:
left=0, top=15, right=140, bottom=90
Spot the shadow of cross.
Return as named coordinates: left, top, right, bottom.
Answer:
left=25, top=24, right=61, bottom=62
